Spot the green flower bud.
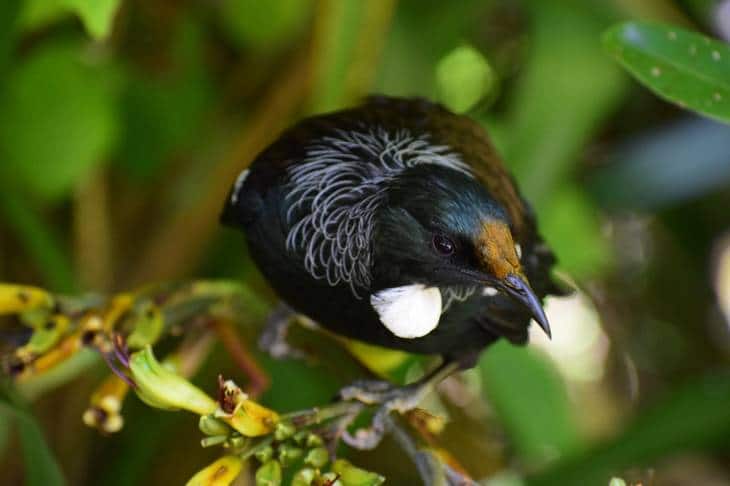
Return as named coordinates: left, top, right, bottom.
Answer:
left=127, top=303, right=163, bottom=349
left=305, top=433, right=323, bottom=448
left=129, top=346, right=217, bottom=415
left=200, top=435, right=228, bottom=448
left=292, top=467, right=317, bottom=486
left=293, top=430, right=308, bottom=444
left=332, top=459, right=385, bottom=486
left=18, top=314, right=68, bottom=357
left=254, top=445, right=274, bottom=463
left=199, top=415, right=230, bottom=436
left=227, top=436, right=246, bottom=449
left=278, top=443, right=304, bottom=467
left=215, top=396, right=279, bottom=437
left=255, top=460, right=282, bottom=486
left=274, top=421, right=296, bottom=441
left=304, top=447, right=329, bottom=469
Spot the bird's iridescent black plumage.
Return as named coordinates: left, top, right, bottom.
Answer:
left=221, top=96, right=562, bottom=365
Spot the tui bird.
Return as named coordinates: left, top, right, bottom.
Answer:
left=221, top=96, right=563, bottom=447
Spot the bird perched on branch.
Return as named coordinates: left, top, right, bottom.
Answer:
left=221, top=96, right=563, bottom=447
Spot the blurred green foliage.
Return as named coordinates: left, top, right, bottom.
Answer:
left=0, top=384, right=65, bottom=486
left=0, top=41, right=120, bottom=202
left=0, top=0, right=729, bottom=484
left=436, top=45, right=495, bottom=113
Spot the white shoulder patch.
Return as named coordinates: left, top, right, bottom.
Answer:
left=230, top=169, right=250, bottom=204
left=370, top=284, right=442, bottom=339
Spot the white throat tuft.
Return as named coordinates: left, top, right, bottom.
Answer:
left=370, top=284, right=442, bottom=339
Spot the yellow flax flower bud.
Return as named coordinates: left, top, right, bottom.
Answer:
left=0, top=284, right=53, bottom=315
left=186, top=455, right=243, bottom=486
left=214, top=379, right=279, bottom=437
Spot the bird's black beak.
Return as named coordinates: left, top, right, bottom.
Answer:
left=500, top=274, right=551, bottom=339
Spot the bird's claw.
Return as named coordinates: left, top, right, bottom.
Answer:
left=338, top=379, right=394, bottom=404
left=338, top=380, right=426, bottom=450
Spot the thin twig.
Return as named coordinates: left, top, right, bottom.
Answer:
left=73, top=166, right=113, bottom=291
left=210, top=318, right=269, bottom=398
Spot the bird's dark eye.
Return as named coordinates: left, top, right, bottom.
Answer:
left=432, top=234, right=455, bottom=256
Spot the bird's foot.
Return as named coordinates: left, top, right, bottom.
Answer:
left=337, top=380, right=427, bottom=450
left=258, top=303, right=307, bottom=360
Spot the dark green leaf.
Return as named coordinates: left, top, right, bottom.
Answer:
left=603, top=21, right=730, bottom=124
left=528, top=373, right=730, bottom=486
left=0, top=384, right=66, bottom=486
left=480, top=342, right=582, bottom=465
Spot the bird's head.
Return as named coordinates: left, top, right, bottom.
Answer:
left=374, top=164, right=550, bottom=337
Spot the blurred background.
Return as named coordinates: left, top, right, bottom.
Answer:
left=0, top=0, right=729, bottom=484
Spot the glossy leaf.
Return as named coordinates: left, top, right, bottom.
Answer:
left=603, top=21, right=730, bottom=124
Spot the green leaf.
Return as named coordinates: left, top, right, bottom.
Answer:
left=65, top=0, right=121, bottom=39
left=528, top=373, right=730, bottom=486
left=0, top=384, right=66, bottom=486
left=436, top=44, right=496, bottom=113
left=480, top=342, right=582, bottom=465
left=219, top=0, right=312, bottom=50
left=0, top=42, right=120, bottom=202
left=20, top=0, right=121, bottom=39
left=603, top=21, right=730, bottom=124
